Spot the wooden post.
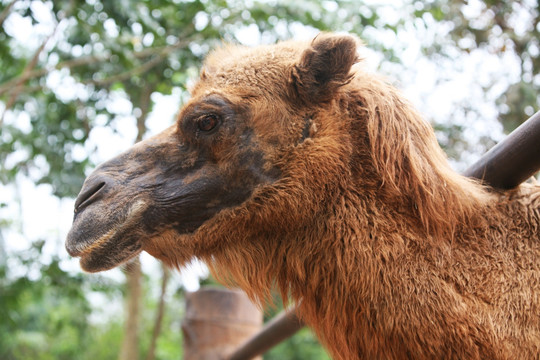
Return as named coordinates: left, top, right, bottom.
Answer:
left=182, top=286, right=263, bottom=360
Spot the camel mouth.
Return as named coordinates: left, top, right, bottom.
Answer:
left=66, top=199, right=149, bottom=272
left=70, top=222, right=144, bottom=273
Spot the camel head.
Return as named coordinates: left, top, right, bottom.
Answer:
left=66, top=34, right=359, bottom=272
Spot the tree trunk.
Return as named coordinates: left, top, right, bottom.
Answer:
left=119, top=258, right=142, bottom=360
left=145, top=265, right=170, bottom=360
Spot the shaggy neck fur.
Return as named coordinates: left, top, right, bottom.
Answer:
left=352, top=73, right=494, bottom=239
left=188, top=71, right=520, bottom=359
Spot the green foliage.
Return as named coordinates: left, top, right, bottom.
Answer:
left=416, top=0, right=539, bottom=132
left=0, top=241, right=186, bottom=360
left=0, top=241, right=121, bottom=360
left=266, top=327, right=330, bottom=360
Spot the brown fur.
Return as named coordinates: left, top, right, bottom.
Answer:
left=67, top=34, right=540, bottom=359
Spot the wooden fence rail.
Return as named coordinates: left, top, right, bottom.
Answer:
left=218, top=111, right=540, bottom=360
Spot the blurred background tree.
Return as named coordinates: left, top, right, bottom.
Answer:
left=0, top=0, right=537, bottom=359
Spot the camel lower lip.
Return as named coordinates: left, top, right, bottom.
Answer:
left=66, top=247, right=82, bottom=257
left=66, top=228, right=115, bottom=259
left=65, top=238, right=92, bottom=258
left=79, top=245, right=142, bottom=273
left=68, top=228, right=141, bottom=272
left=67, top=244, right=98, bottom=259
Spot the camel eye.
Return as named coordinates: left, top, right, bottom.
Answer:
left=197, top=114, right=220, bottom=132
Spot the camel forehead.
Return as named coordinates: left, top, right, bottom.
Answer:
left=193, top=40, right=307, bottom=96
left=205, top=40, right=305, bottom=74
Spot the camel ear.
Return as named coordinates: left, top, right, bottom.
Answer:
left=290, top=33, right=359, bottom=104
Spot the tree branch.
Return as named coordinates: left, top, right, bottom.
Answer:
left=86, top=39, right=189, bottom=87
left=135, top=84, right=153, bottom=143
left=0, top=38, right=191, bottom=96
left=0, top=0, right=19, bottom=29
left=88, top=54, right=164, bottom=87
left=0, top=54, right=110, bottom=96
left=0, top=22, right=59, bottom=125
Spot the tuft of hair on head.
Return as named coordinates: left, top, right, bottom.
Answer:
left=289, top=33, right=361, bottom=104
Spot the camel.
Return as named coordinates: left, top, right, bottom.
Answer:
left=66, top=34, right=540, bottom=359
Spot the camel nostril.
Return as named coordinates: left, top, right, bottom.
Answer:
left=74, top=181, right=106, bottom=213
